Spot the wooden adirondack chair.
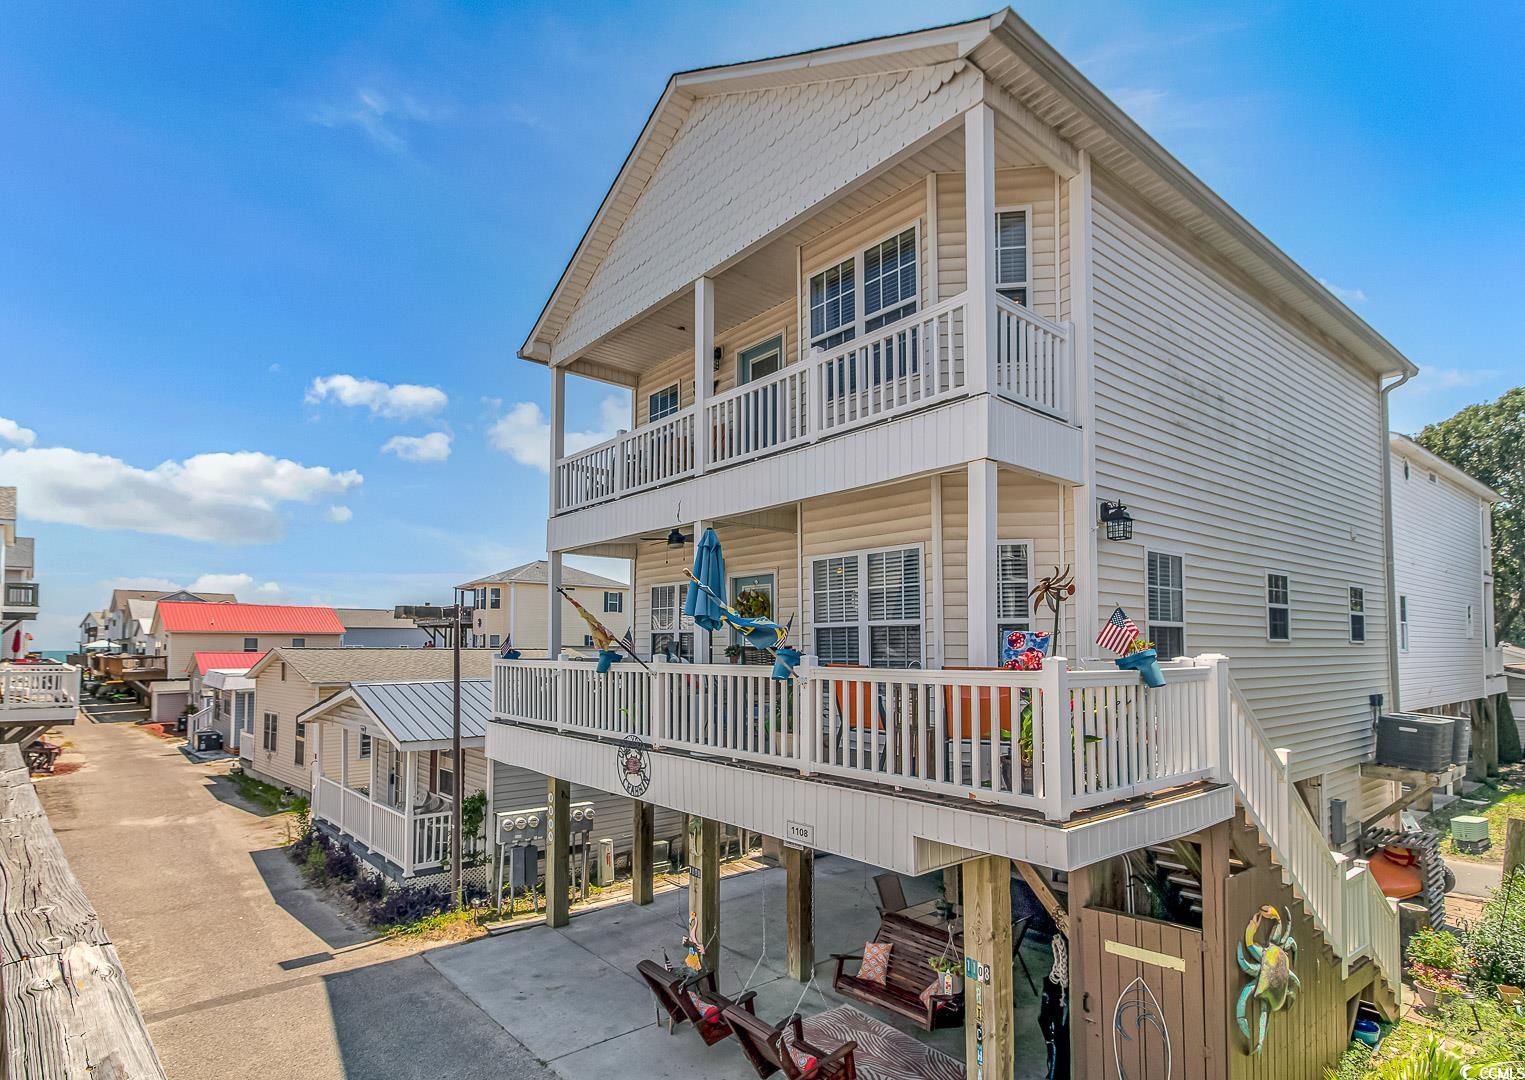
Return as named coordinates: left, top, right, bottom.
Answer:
left=635, top=960, right=755, bottom=1046
left=722, top=1005, right=858, bottom=1080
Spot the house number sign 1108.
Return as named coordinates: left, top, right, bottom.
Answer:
left=785, top=820, right=814, bottom=846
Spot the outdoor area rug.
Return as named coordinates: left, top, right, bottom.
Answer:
left=800, top=1004, right=962, bottom=1080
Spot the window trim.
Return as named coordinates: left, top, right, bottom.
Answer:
left=996, top=538, right=1035, bottom=655
left=1398, top=594, right=1409, bottom=652
left=291, top=637, right=305, bottom=649
left=737, top=333, right=785, bottom=386
left=603, top=590, right=624, bottom=614
left=994, top=203, right=1033, bottom=305
left=244, top=637, right=259, bottom=652
left=1265, top=570, right=1291, bottom=642
left=490, top=587, right=501, bottom=609
left=647, top=382, right=682, bottom=423
left=1348, top=586, right=1367, bottom=644
left=1145, top=549, right=1187, bottom=658
left=805, top=220, right=921, bottom=352
left=358, top=731, right=372, bottom=759
left=262, top=711, right=278, bottom=753
left=809, top=542, right=924, bottom=668
left=294, top=719, right=306, bottom=766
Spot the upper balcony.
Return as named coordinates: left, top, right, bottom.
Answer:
left=3, top=581, right=39, bottom=619
left=0, top=663, right=80, bottom=733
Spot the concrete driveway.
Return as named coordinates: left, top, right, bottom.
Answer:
left=37, top=715, right=552, bottom=1080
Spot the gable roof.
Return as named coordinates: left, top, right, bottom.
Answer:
left=458, top=559, right=627, bottom=590
left=245, top=646, right=496, bottom=686
left=108, top=588, right=237, bottom=613
left=298, top=679, right=493, bottom=750
left=153, top=601, right=344, bottom=636
left=522, top=8, right=1416, bottom=381
left=189, top=650, right=268, bottom=676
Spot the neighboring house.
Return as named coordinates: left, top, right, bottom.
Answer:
left=240, top=648, right=495, bottom=795
left=1504, top=643, right=1525, bottom=746
left=300, top=678, right=684, bottom=883
left=336, top=607, right=431, bottom=648
left=77, top=610, right=106, bottom=653
left=89, top=589, right=238, bottom=705
left=147, top=602, right=343, bottom=725
left=490, top=12, right=1410, bottom=1074
left=186, top=651, right=265, bottom=751
left=458, top=560, right=629, bottom=653
left=1389, top=434, right=1505, bottom=716
left=0, top=487, right=40, bottom=662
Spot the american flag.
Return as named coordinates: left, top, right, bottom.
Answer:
left=1096, top=606, right=1140, bottom=654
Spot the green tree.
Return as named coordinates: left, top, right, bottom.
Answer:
left=1415, top=387, right=1525, bottom=644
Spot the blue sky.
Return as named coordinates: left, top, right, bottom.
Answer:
left=3, top=1, right=1521, bottom=649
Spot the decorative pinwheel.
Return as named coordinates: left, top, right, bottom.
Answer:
left=1029, top=564, right=1077, bottom=645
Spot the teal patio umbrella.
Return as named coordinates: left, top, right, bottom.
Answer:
left=684, top=527, right=727, bottom=632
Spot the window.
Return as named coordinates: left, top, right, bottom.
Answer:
left=650, top=582, right=694, bottom=659
left=291, top=637, right=305, bottom=649
left=812, top=547, right=922, bottom=668
left=489, top=634, right=500, bottom=648
left=244, top=637, right=259, bottom=652
left=995, top=208, right=1030, bottom=304
left=1398, top=595, right=1410, bottom=651
left=648, top=383, right=681, bottom=422
left=1348, top=587, right=1366, bottom=643
left=1467, top=604, right=1475, bottom=638
left=862, top=228, right=917, bottom=331
left=490, top=587, right=501, bottom=609
left=262, top=712, right=278, bottom=753
left=651, top=633, right=694, bottom=661
left=1147, top=552, right=1185, bottom=659
left=294, top=720, right=305, bottom=766
left=738, top=334, right=784, bottom=385
left=1402, top=460, right=1411, bottom=481
left=1266, top=573, right=1290, bottom=641
left=604, top=591, right=623, bottom=613
left=436, top=751, right=456, bottom=799
left=583, top=634, right=595, bottom=648
left=809, top=259, right=856, bottom=350
left=359, top=732, right=371, bottom=759
left=996, top=541, right=1033, bottom=654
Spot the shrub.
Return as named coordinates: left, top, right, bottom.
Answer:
left=1370, top=1036, right=1462, bottom=1080
left=288, top=829, right=317, bottom=865
left=1465, top=870, right=1525, bottom=989
left=1406, top=927, right=1462, bottom=973
left=370, top=884, right=452, bottom=927
left=304, top=841, right=328, bottom=884
left=324, top=843, right=360, bottom=883
left=349, top=873, right=387, bottom=906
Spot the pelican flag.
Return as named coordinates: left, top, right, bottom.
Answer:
left=1096, top=607, right=1140, bottom=655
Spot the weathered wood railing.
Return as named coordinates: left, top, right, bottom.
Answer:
left=550, top=290, right=1073, bottom=513
left=0, top=744, right=167, bottom=1079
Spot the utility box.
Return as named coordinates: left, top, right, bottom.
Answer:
left=1451, top=816, right=1491, bottom=854
left=1374, top=713, right=1454, bottom=772
left=595, top=838, right=615, bottom=886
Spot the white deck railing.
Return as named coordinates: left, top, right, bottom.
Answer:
left=314, top=776, right=451, bottom=874
left=550, top=292, right=1072, bottom=513
left=414, top=810, right=451, bottom=868
left=0, top=664, right=80, bottom=710
left=493, top=654, right=1212, bottom=820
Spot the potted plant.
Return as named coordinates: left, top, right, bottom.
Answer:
left=724, top=643, right=744, bottom=664
left=1115, top=637, right=1165, bottom=688
left=1411, top=965, right=1462, bottom=1010
left=1406, top=926, right=1464, bottom=1009
left=928, top=954, right=963, bottom=997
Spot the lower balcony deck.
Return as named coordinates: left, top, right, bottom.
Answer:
left=488, top=656, right=1235, bottom=873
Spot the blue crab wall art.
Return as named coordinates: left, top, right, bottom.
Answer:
left=1236, top=904, right=1300, bottom=1053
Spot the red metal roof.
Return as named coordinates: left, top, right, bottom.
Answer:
left=157, top=602, right=345, bottom=636
left=189, top=651, right=268, bottom=676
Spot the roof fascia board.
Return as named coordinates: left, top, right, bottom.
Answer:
left=1390, top=433, right=1501, bottom=503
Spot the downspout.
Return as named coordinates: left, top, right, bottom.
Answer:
left=1378, top=369, right=1414, bottom=715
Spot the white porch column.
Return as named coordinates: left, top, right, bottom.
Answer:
left=1067, top=149, right=1100, bottom=653
left=548, top=365, right=565, bottom=511
left=547, top=550, right=563, bottom=659
left=963, top=103, right=996, bottom=397
left=968, top=459, right=998, bottom=666
left=694, top=276, right=714, bottom=473
left=402, top=750, right=417, bottom=878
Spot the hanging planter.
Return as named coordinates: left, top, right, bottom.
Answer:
left=1115, top=645, right=1165, bottom=688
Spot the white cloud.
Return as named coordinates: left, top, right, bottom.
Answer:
left=1318, top=279, right=1368, bottom=305
left=0, top=446, right=362, bottom=543
left=308, top=89, right=439, bottom=154
left=488, top=396, right=626, bottom=472
left=0, top=418, right=36, bottom=447
left=105, top=573, right=283, bottom=599
left=381, top=431, right=452, bottom=463
left=326, top=505, right=353, bottom=523
left=306, top=374, right=447, bottom=418
left=1415, top=366, right=1501, bottom=390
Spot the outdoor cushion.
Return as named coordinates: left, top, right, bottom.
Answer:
left=859, top=941, right=892, bottom=985
left=781, top=1031, right=820, bottom=1077
left=687, top=990, right=720, bottom=1021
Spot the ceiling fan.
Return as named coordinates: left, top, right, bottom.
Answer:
left=641, top=527, right=693, bottom=548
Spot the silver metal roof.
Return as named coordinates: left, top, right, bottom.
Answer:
left=347, top=678, right=493, bottom=748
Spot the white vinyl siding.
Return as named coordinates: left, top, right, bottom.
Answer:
left=1090, top=178, right=1389, bottom=794
left=1266, top=573, right=1291, bottom=642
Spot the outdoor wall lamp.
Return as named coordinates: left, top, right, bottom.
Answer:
left=1098, top=500, right=1134, bottom=541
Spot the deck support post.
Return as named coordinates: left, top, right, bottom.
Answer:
left=545, top=777, right=571, bottom=928
left=632, top=800, right=655, bottom=906
left=547, top=551, right=563, bottom=662
left=688, top=815, right=720, bottom=974
left=967, top=459, right=998, bottom=666
left=402, top=750, right=417, bottom=878
left=962, top=854, right=1014, bottom=1080
left=783, top=844, right=814, bottom=981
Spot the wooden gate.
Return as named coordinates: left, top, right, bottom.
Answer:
left=1075, top=910, right=1209, bottom=1080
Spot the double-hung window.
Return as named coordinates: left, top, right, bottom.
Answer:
left=1266, top=573, right=1290, bottom=641
left=490, top=587, right=501, bottom=609
left=1398, top=595, right=1410, bottom=651
left=358, top=732, right=372, bottom=759
left=807, top=225, right=919, bottom=352
left=436, top=751, right=456, bottom=799
left=648, top=383, right=681, bottom=422
left=604, top=591, right=623, bottom=613
left=1147, top=552, right=1185, bottom=659
left=1348, top=587, right=1366, bottom=643
left=262, top=712, right=278, bottom=753
left=995, top=208, right=1030, bottom=304
left=811, top=546, right=922, bottom=668
left=996, top=541, right=1033, bottom=655
left=650, top=583, right=694, bottom=660
left=294, top=720, right=306, bottom=766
